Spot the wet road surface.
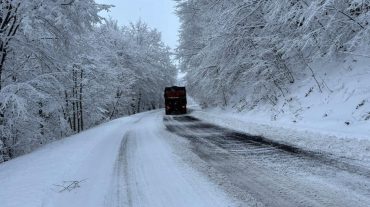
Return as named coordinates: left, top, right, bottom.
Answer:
left=163, top=115, right=370, bottom=207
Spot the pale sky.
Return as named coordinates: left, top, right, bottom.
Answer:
left=96, top=0, right=180, bottom=49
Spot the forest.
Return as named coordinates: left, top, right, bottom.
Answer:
left=2, top=0, right=370, bottom=162
left=0, top=0, right=176, bottom=162
left=176, top=0, right=370, bottom=109
left=1, top=1, right=370, bottom=206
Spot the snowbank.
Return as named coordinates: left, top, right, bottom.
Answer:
left=189, top=55, right=370, bottom=166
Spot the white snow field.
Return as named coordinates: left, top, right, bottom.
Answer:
left=0, top=111, right=235, bottom=207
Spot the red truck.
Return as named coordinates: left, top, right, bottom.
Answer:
left=164, top=86, right=187, bottom=115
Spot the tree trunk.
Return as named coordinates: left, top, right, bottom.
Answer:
left=72, top=69, right=77, bottom=132
left=79, top=68, right=84, bottom=131
left=137, top=92, right=142, bottom=113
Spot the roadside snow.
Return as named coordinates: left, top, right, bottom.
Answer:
left=190, top=108, right=370, bottom=167
left=186, top=55, right=370, bottom=166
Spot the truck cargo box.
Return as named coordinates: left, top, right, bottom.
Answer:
left=164, top=86, right=187, bottom=115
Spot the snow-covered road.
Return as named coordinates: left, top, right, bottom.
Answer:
left=164, top=114, right=370, bottom=206
left=0, top=111, right=234, bottom=207
left=107, top=113, right=234, bottom=207
left=1, top=110, right=370, bottom=207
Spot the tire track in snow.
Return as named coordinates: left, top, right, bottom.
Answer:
left=163, top=115, right=370, bottom=207
left=115, top=113, right=236, bottom=207
left=108, top=132, right=132, bottom=207
left=165, top=115, right=370, bottom=178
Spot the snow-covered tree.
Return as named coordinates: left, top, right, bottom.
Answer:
left=176, top=0, right=370, bottom=109
left=0, top=1, right=176, bottom=162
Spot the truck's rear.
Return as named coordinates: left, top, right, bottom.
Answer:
left=164, top=86, right=187, bottom=115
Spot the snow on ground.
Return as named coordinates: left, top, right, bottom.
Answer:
left=0, top=114, right=138, bottom=207
left=162, top=112, right=370, bottom=206
left=188, top=56, right=370, bottom=167
left=0, top=110, right=235, bottom=207
left=267, top=56, right=370, bottom=139
left=190, top=107, right=370, bottom=167
left=114, top=112, right=235, bottom=207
